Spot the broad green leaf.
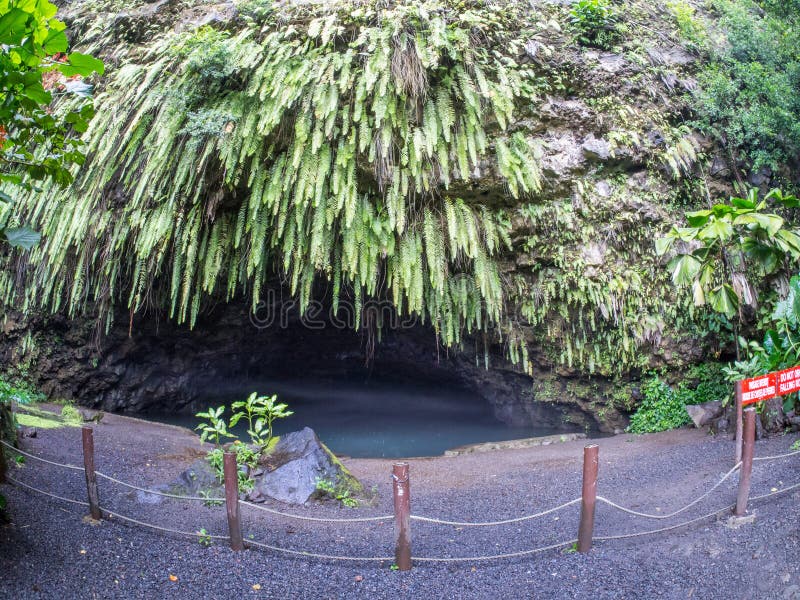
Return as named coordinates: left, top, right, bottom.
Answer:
left=23, top=81, right=51, bottom=105
left=763, top=329, right=782, bottom=354
left=654, top=236, right=673, bottom=256
left=685, top=209, right=711, bottom=227
left=698, top=219, right=733, bottom=242
left=58, top=52, right=104, bottom=77
left=668, top=254, right=701, bottom=285
left=733, top=212, right=784, bottom=236
left=730, top=195, right=756, bottom=210
left=3, top=226, right=41, bottom=250
left=708, top=285, right=738, bottom=318
left=42, top=28, right=67, bottom=53
left=711, top=203, right=735, bottom=218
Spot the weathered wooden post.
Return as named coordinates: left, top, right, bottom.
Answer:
left=734, top=408, right=757, bottom=517
left=577, top=444, right=599, bottom=553
left=81, top=427, right=102, bottom=520
left=392, top=462, right=411, bottom=571
left=735, top=380, right=744, bottom=464
left=223, top=451, right=244, bottom=551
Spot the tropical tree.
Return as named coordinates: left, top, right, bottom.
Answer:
left=0, top=0, right=104, bottom=249
left=656, top=188, right=800, bottom=354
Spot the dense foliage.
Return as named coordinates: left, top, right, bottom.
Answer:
left=627, top=365, right=728, bottom=433
left=3, top=1, right=560, bottom=370
left=726, top=274, right=800, bottom=412
left=658, top=188, right=800, bottom=319
left=693, top=0, right=800, bottom=177
left=0, top=0, right=103, bottom=249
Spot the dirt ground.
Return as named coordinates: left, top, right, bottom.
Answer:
left=1, top=405, right=799, bottom=599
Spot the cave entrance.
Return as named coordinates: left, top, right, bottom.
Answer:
left=110, top=301, right=584, bottom=458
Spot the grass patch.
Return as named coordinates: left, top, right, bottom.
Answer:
left=16, top=413, right=68, bottom=430
left=15, top=404, right=80, bottom=429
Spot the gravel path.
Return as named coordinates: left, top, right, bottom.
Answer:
left=1, top=408, right=799, bottom=599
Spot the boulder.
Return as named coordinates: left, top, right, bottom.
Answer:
left=253, top=427, right=361, bottom=505
left=146, top=428, right=363, bottom=506
left=686, top=401, right=724, bottom=428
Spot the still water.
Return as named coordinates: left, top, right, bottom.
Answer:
left=142, top=379, right=576, bottom=458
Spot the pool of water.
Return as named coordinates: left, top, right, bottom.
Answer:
left=139, top=379, right=580, bottom=458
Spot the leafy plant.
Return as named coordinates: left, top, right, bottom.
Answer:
left=666, top=1, right=707, bottom=47
left=205, top=443, right=257, bottom=494
left=657, top=188, right=800, bottom=353
left=230, top=392, right=292, bottom=452
left=0, top=0, right=103, bottom=251
left=196, top=528, right=212, bottom=547
left=0, top=377, right=43, bottom=405
left=693, top=0, right=800, bottom=174
left=627, top=377, right=692, bottom=434
left=569, top=0, right=619, bottom=48
left=3, top=1, right=561, bottom=373
left=724, top=273, right=800, bottom=412
left=315, top=477, right=359, bottom=508
left=198, top=490, right=224, bottom=508
left=60, top=404, right=83, bottom=425
left=195, top=406, right=235, bottom=448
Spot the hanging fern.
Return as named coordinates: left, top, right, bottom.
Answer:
left=2, top=0, right=559, bottom=373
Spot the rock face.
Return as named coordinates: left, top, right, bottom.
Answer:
left=0, top=0, right=774, bottom=432
left=252, top=428, right=357, bottom=505
left=686, top=401, right=724, bottom=428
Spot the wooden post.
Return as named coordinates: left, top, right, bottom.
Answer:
left=735, top=408, right=757, bottom=517
left=577, top=444, right=599, bottom=553
left=0, top=438, right=7, bottom=484
left=735, top=380, right=744, bottom=464
left=392, top=462, right=411, bottom=571
left=81, top=427, right=102, bottom=520
left=223, top=452, right=244, bottom=551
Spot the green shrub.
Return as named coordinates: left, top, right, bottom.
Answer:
left=627, top=377, right=691, bottom=433
left=693, top=1, right=800, bottom=173
left=666, top=0, right=707, bottom=47
left=569, top=0, right=619, bottom=49
left=60, top=404, right=83, bottom=425
left=0, top=377, right=44, bottom=405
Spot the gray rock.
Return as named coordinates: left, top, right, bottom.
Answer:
left=686, top=401, right=724, bottom=428
left=254, top=427, right=350, bottom=505
left=582, top=135, right=610, bottom=161
left=19, top=426, right=37, bottom=439
left=712, top=415, right=730, bottom=435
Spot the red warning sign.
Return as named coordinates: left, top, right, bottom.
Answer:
left=776, top=365, right=800, bottom=397
left=740, top=365, right=800, bottom=405
left=740, top=373, right=777, bottom=405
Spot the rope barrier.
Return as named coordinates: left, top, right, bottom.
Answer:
left=596, top=462, right=742, bottom=520
left=239, top=500, right=394, bottom=523
left=753, top=449, right=800, bottom=462
left=5, top=475, right=90, bottom=507
left=95, top=471, right=216, bottom=503
left=6, top=431, right=800, bottom=566
left=100, top=507, right=229, bottom=541
left=245, top=538, right=393, bottom=561
left=412, top=539, right=579, bottom=562
left=750, top=480, right=800, bottom=501
left=593, top=504, right=735, bottom=542
left=409, top=498, right=582, bottom=527
left=0, top=440, right=85, bottom=472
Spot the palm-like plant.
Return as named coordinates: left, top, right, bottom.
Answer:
left=230, top=392, right=293, bottom=452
